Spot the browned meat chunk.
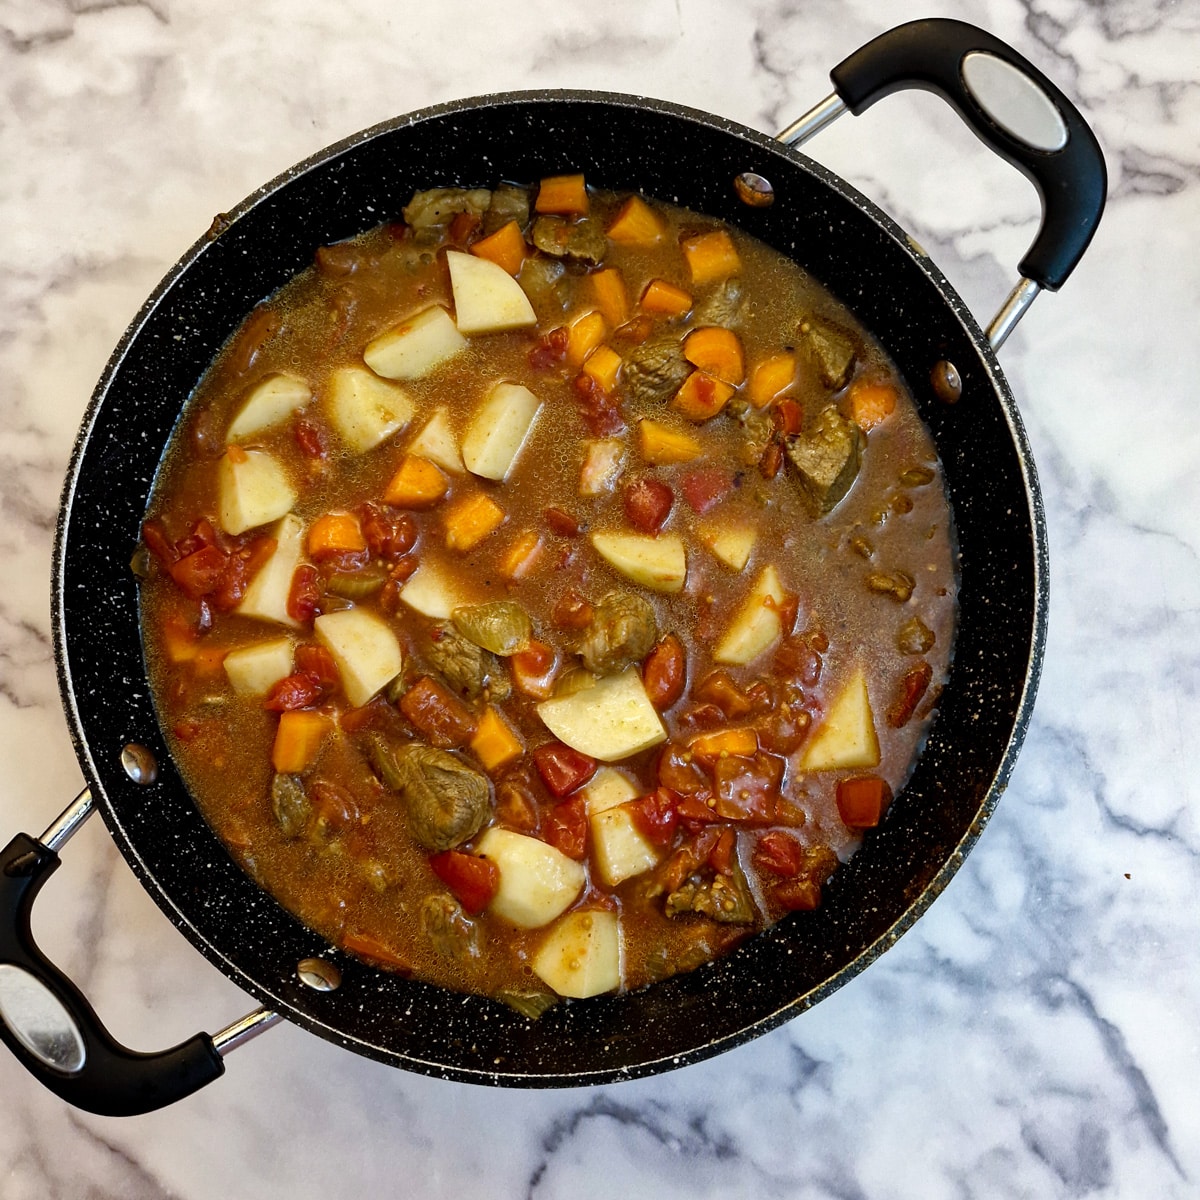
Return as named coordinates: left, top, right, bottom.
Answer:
left=785, top=405, right=865, bottom=514
left=622, top=333, right=691, bottom=406
left=799, top=316, right=859, bottom=390
left=694, top=278, right=746, bottom=327
left=577, top=591, right=659, bottom=676
left=482, top=184, right=531, bottom=236
left=402, top=187, right=492, bottom=230
left=530, top=215, right=607, bottom=265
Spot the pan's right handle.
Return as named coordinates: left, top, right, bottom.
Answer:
left=779, top=18, right=1107, bottom=348
left=0, top=789, right=277, bottom=1116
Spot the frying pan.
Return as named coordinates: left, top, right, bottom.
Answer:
left=0, top=20, right=1105, bottom=1115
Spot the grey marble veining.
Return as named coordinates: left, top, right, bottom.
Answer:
left=1, top=0, right=1198, bottom=1196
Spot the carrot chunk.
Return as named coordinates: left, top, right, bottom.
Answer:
left=581, top=344, right=622, bottom=392
left=535, top=174, right=589, bottom=216
left=566, top=310, right=607, bottom=369
left=846, top=378, right=899, bottom=430
left=383, top=455, right=449, bottom=509
left=443, top=491, right=506, bottom=551
left=271, top=710, right=332, bottom=773
left=498, top=530, right=544, bottom=580
left=306, top=512, right=367, bottom=561
left=688, top=727, right=759, bottom=760
left=683, top=326, right=745, bottom=385
left=836, top=775, right=893, bottom=828
left=469, top=219, right=527, bottom=276
left=606, top=195, right=666, bottom=247
left=638, top=418, right=702, bottom=464
left=589, top=268, right=629, bottom=328
left=681, top=229, right=741, bottom=286
left=671, top=370, right=735, bottom=422
left=470, top=706, right=525, bottom=773
left=640, top=278, right=693, bottom=317
left=747, top=352, right=797, bottom=408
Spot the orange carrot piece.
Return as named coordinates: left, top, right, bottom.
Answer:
left=846, top=379, right=899, bottom=430
left=271, top=710, right=331, bottom=773
left=443, top=491, right=506, bottom=552
left=746, top=352, right=797, bottom=408
left=638, top=418, right=703, bottom=464
left=836, top=775, right=892, bottom=829
left=341, top=930, right=412, bottom=973
left=470, top=706, right=525, bottom=773
left=607, top=196, right=666, bottom=247
left=306, top=512, right=367, bottom=561
left=671, top=370, right=735, bottom=422
left=681, top=229, right=741, bottom=286
left=640, top=278, right=693, bottom=317
left=469, top=219, right=527, bottom=275
left=498, top=530, right=544, bottom=580
left=383, top=455, right=449, bottom=509
left=566, top=310, right=607, bottom=369
left=589, top=268, right=629, bottom=328
left=535, top=174, right=589, bottom=216
left=581, top=344, right=622, bottom=392
left=683, top=326, right=745, bottom=385
left=688, top=727, right=759, bottom=759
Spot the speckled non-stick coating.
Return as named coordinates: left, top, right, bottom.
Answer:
left=52, top=93, right=1045, bottom=1086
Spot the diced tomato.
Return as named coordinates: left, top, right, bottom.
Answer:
left=428, top=850, right=499, bottom=915
left=622, top=477, right=674, bottom=533
left=544, top=507, right=581, bottom=537
left=773, top=876, right=822, bottom=912
left=263, top=673, right=324, bottom=712
left=752, top=830, right=805, bottom=877
left=551, top=588, right=594, bottom=630
left=528, top=325, right=569, bottom=370
left=447, top=210, right=482, bottom=245
left=836, top=775, right=892, bottom=829
left=141, top=518, right=179, bottom=566
left=341, top=930, right=413, bottom=973
left=357, top=502, right=417, bottom=560
left=642, top=633, right=686, bottom=710
left=168, top=544, right=228, bottom=599
left=886, top=662, right=933, bottom=729
left=628, top=787, right=680, bottom=849
left=759, top=439, right=783, bottom=479
left=693, top=669, right=751, bottom=718
left=175, top=518, right=221, bottom=558
left=572, top=373, right=625, bottom=436
left=655, top=742, right=711, bottom=794
left=532, top=741, right=597, bottom=797
left=680, top=467, right=734, bottom=514
left=544, top=795, right=588, bottom=859
left=287, top=564, right=321, bottom=625
left=774, top=397, right=803, bottom=436
left=675, top=792, right=720, bottom=829
left=708, top=827, right=737, bottom=875
left=711, top=752, right=785, bottom=823
left=399, top=676, right=477, bottom=748
left=511, top=640, right=558, bottom=698
left=294, top=417, right=327, bottom=459
left=309, top=779, right=360, bottom=832
left=210, top=533, right=276, bottom=612
left=660, top=827, right=721, bottom=891
left=294, top=644, right=340, bottom=691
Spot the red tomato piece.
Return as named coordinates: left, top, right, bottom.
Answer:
left=294, top=417, right=327, bottom=459
left=622, top=477, right=674, bottom=533
left=263, top=673, right=324, bottom=712
left=399, top=676, right=477, bottom=748
left=628, top=788, right=680, bottom=849
left=357, top=502, right=417, bottom=559
left=544, top=507, right=581, bottom=537
left=752, top=830, right=805, bottom=878
left=544, top=795, right=588, bottom=860
left=773, top=876, right=822, bottom=912
left=428, top=850, right=500, bottom=915
left=774, top=398, right=803, bottom=436
left=168, top=544, right=228, bottom=599
left=708, top=827, right=737, bottom=875
left=642, top=633, right=686, bottom=709
left=836, top=776, right=893, bottom=829
left=294, top=644, right=341, bottom=691
left=528, top=326, right=569, bottom=370
left=532, top=741, right=597, bottom=797
left=287, top=564, right=321, bottom=625
left=680, top=467, right=734, bottom=514
left=141, top=518, right=179, bottom=566
left=511, top=640, right=558, bottom=698
left=572, top=373, right=625, bottom=436
left=711, top=752, right=785, bottom=823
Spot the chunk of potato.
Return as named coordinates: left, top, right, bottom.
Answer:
left=222, top=637, right=294, bottom=696
left=236, top=514, right=304, bottom=627
left=475, top=827, right=586, bottom=928
left=398, top=563, right=470, bottom=620
left=583, top=768, right=659, bottom=886
left=800, top=667, right=881, bottom=770
left=713, top=564, right=786, bottom=665
left=217, top=448, right=297, bottom=536
left=461, top=382, right=541, bottom=481
left=408, top=405, right=464, bottom=474
left=536, top=667, right=667, bottom=762
left=532, top=910, right=621, bottom=998
left=313, top=607, right=403, bottom=708
left=696, top=519, right=757, bottom=572
left=446, top=250, right=538, bottom=335
left=226, top=373, right=312, bottom=442
left=325, top=366, right=414, bottom=453
left=364, top=305, right=467, bottom=380
left=590, top=531, right=687, bottom=593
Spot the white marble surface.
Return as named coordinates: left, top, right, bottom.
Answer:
left=1, top=0, right=1197, bottom=1195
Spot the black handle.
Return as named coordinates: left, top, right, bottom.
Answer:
left=829, top=18, right=1106, bottom=290
left=0, top=832, right=224, bottom=1116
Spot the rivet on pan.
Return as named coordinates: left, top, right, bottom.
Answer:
left=734, top=172, right=775, bottom=207
left=120, top=743, right=158, bottom=785
left=297, top=958, right=342, bottom=992
left=931, top=360, right=963, bottom=404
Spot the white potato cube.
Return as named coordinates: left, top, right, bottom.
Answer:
left=398, top=563, right=470, bottom=620
left=236, top=514, right=305, bottom=627
left=313, top=607, right=403, bottom=709
left=475, top=828, right=586, bottom=929
left=217, top=448, right=297, bottom=535
left=537, top=667, right=667, bottom=762
left=583, top=768, right=659, bottom=886
left=364, top=305, right=467, bottom=379
left=325, top=366, right=414, bottom=453
left=590, top=531, right=687, bottom=593
left=697, top=518, right=757, bottom=572
left=408, top=406, right=464, bottom=474
left=800, top=667, right=881, bottom=770
left=460, top=382, right=541, bottom=481
left=532, top=910, right=621, bottom=998
left=713, top=564, right=787, bottom=665
left=226, top=373, right=312, bottom=442
left=446, top=250, right=537, bottom=335
left=222, top=637, right=294, bottom=696
left=579, top=439, right=625, bottom=496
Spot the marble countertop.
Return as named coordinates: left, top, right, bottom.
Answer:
left=2, top=0, right=1197, bottom=1196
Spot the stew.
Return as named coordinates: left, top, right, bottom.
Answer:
left=137, top=175, right=957, bottom=1011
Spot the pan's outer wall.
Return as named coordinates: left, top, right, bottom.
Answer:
left=53, top=93, right=1045, bottom=1086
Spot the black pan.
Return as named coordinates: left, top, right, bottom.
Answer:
left=0, top=20, right=1105, bottom=1115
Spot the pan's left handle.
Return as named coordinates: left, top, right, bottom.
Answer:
left=0, top=789, right=279, bottom=1116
